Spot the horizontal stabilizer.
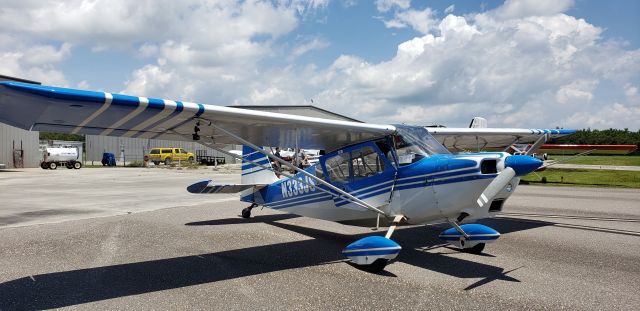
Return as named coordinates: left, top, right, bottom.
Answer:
left=187, top=180, right=266, bottom=194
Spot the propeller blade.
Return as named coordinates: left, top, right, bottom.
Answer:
left=476, top=167, right=516, bottom=208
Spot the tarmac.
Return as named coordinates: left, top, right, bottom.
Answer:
left=0, top=167, right=639, bottom=310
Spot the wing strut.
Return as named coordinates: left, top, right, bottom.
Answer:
left=198, top=142, right=362, bottom=206
left=526, top=133, right=550, bottom=155
left=200, top=121, right=391, bottom=217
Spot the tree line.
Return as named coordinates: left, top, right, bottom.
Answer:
left=39, top=132, right=85, bottom=142
left=549, top=128, right=640, bottom=149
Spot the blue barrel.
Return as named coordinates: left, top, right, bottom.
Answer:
left=101, top=153, right=116, bottom=166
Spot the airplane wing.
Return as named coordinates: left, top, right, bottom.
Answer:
left=0, top=82, right=395, bottom=151
left=428, top=128, right=576, bottom=151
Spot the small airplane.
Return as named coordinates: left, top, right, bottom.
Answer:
left=0, top=81, right=575, bottom=272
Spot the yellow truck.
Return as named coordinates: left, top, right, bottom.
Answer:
left=147, top=148, right=194, bottom=165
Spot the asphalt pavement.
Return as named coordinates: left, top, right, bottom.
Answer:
left=0, top=168, right=638, bottom=310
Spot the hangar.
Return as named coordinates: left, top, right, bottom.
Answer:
left=0, top=75, right=41, bottom=169
left=0, top=76, right=359, bottom=168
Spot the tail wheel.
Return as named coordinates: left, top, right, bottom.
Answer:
left=241, top=204, right=256, bottom=218
left=73, top=162, right=82, bottom=169
left=241, top=208, right=251, bottom=218
left=164, top=157, right=172, bottom=165
left=49, top=162, right=57, bottom=170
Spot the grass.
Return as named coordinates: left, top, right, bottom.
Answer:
left=521, top=168, right=640, bottom=188
left=547, top=155, right=640, bottom=166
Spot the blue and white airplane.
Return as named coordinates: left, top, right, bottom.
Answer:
left=0, top=81, right=574, bottom=272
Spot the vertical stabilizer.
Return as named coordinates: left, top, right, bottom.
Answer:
left=469, top=117, right=488, bottom=128
left=241, top=146, right=279, bottom=185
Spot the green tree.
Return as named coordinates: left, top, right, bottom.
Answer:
left=39, top=132, right=85, bottom=142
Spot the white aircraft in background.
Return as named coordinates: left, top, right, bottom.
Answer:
left=0, top=81, right=574, bottom=271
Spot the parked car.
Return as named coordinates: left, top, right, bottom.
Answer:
left=147, top=148, right=195, bottom=165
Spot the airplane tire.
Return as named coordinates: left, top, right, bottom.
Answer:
left=74, top=162, right=82, bottom=169
left=49, top=162, right=57, bottom=170
left=241, top=207, right=251, bottom=218
left=464, top=243, right=485, bottom=254
left=360, top=259, right=388, bottom=273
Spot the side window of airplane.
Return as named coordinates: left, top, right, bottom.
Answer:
left=352, top=146, right=386, bottom=181
left=325, top=152, right=350, bottom=183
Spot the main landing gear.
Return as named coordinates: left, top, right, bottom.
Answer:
left=342, top=215, right=405, bottom=273
left=438, top=220, right=500, bottom=254
left=241, top=203, right=256, bottom=218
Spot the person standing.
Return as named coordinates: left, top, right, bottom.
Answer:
left=294, top=148, right=308, bottom=169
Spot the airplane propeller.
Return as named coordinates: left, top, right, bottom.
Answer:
left=476, top=155, right=543, bottom=208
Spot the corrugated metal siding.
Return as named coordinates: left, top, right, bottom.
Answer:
left=85, top=135, right=240, bottom=164
left=0, top=122, right=40, bottom=168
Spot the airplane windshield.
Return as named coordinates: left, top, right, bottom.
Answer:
left=393, top=125, right=450, bottom=165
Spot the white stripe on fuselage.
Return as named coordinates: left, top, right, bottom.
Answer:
left=101, top=97, right=149, bottom=136
left=71, top=92, right=113, bottom=134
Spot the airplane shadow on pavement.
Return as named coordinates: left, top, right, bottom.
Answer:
left=0, top=215, right=548, bottom=310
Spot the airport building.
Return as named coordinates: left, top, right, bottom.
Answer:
left=0, top=75, right=42, bottom=169
left=0, top=122, right=40, bottom=169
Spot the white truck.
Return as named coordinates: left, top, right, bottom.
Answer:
left=41, top=147, right=82, bottom=169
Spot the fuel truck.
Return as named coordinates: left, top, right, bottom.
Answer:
left=41, top=147, right=82, bottom=170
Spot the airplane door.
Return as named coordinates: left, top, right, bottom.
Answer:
left=426, top=156, right=448, bottom=214
left=322, top=142, right=394, bottom=210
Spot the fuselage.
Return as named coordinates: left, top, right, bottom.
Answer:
left=243, top=146, right=517, bottom=226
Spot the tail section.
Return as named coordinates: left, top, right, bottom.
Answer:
left=241, top=145, right=279, bottom=185
left=469, top=117, right=487, bottom=128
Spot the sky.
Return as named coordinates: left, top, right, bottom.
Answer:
left=1, top=0, right=639, bottom=129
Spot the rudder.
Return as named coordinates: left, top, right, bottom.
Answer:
left=241, top=145, right=278, bottom=185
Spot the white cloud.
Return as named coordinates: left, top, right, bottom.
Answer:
left=444, top=5, right=455, bottom=14
left=0, top=37, right=70, bottom=86
left=375, top=0, right=411, bottom=13
left=385, top=7, right=437, bottom=34
left=489, top=0, right=575, bottom=20
left=23, top=43, right=72, bottom=65
left=291, top=38, right=330, bottom=59
left=250, top=87, right=285, bottom=103
left=298, top=4, right=640, bottom=128
left=555, top=80, right=596, bottom=104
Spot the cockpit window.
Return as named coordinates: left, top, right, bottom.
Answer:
left=325, top=152, right=350, bottom=183
left=352, top=146, right=386, bottom=181
left=393, top=125, right=450, bottom=165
